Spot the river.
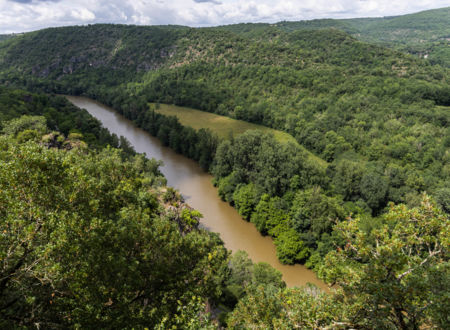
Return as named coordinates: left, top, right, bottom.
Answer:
left=66, top=96, right=328, bottom=290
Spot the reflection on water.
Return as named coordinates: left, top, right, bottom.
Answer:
left=66, top=95, right=328, bottom=290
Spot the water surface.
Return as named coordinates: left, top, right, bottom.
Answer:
left=66, top=95, right=328, bottom=289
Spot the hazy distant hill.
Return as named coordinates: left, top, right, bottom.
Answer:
left=227, top=7, right=450, bottom=67
left=347, top=7, right=449, bottom=67
left=0, top=34, right=16, bottom=43
left=345, top=7, right=450, bottom=44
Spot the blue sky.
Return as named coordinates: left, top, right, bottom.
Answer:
left=0, top=0, right=448, bottom=34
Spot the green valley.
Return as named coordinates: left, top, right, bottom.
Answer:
left=0, top=5, right=449, bottom=329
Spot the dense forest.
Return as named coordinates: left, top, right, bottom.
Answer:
left=0, top=7, right=449, bottom=328
left=1, top=85, right=448, bottom=330
left=275, top=7, right=450, bottom=67
left=0, top=87, right=295, bottom=327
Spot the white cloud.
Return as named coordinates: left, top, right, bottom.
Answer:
left=0, top=0, right=448, bottom=33
left=70, top=8, right=95, bottom=21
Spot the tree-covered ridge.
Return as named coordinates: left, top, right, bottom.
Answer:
left=347, top=6, right=450, bottom=68
left=276, top=7, right=450, bottom=44
left=0, top=24, right=187, bottom=79
left=347, top=7, right=449, bottom=41
left=0, top=22, right=447, bottom=268
left=232, top=7, right=450, bottom=67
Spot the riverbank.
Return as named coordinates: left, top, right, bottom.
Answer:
left=152, top=102, right=328, bottom=168
left=66, top=95, right=328, bottom=290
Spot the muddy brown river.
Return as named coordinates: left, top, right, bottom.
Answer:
left=66, top=96, right=328, bottom=289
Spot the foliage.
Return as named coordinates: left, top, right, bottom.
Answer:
left=321, top=195, right=450, bottom=329
left=1, top=114, right=47, bottom=136
left=0, top=134, right=229, bottom=328
left=223, top=251, right=285, bottom=306
left=0, top=86, right=122, bottom=150
left=227, top=284, right=347, bottom=329
left=270, top=225, right=310, bottom=264
left=289, top=187, right=345, bottom=247
left=250, top=194, right=288, bottom=234
left=232, top=183, right=259, bottom=220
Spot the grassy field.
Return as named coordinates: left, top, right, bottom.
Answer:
left=152, top=103, right=327, bottom=168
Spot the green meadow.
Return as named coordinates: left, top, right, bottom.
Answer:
left=152, top=103, right=327, bottom=167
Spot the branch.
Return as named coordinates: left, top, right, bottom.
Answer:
left=397, top=249, right=441, bottom=280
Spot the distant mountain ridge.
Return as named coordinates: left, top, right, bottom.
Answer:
left=0, top=7, right=448, bottom=65
left=223, top=7, right=450, bottom=67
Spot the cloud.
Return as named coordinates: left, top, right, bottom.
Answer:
left=193, top=0, right=222, bottom=4
left=8, top=0, right=61, bottom=3
left=0, top=0, right=448, bottom=34
left=70, top=8, right=95, bottom=21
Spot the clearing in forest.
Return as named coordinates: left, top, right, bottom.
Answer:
left=152, top=103, right=327, bottom=168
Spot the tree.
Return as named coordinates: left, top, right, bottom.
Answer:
left=270, top=225, right=310, bottom=265
left=435, top=187, right=450, bottom=213
left=0, top=136, right=228, bottom=328
left=359, top=167, right=389, bottom=212
left=250, top=194, right=288, bottom=234
left=227, top=285, right=346, bottom=329
left=232, top=183, right=259, bottom=220
left=332, top=159, right=364, bottom=201
left=223, top=251, right=285, bottom=306
left=217, top=171, right=243, bottom=203
left=321, top=194, right=450, bottom=329
left=252, top=262, right=285, bottom=290
left=289, top=187, right=345, bottom=247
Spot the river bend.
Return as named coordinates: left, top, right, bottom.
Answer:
left=66, top=95, right=327, bottom=289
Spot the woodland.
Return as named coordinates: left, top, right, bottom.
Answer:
left=0, top=7, right=448, bottom=328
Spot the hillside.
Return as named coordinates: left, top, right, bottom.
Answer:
left=0, top=22, right=448, bottom=266
left=276, top=7, right=449, bottom=43
left=348, top=7, right=450, bottom=67
left=245, top=7, right=450, bottom=67
left=0, top=15, right=449, bottom=328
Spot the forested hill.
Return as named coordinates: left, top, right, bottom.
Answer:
left=229, top=7, right=450, bottom=67
left=0, top=15, right=449, bottom=328
left=347, top=6, right=450, bottom=67
left=0, top=21, right=448, bottom=211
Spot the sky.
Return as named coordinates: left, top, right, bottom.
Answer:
left=0, top=0, right=448, bottom=34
